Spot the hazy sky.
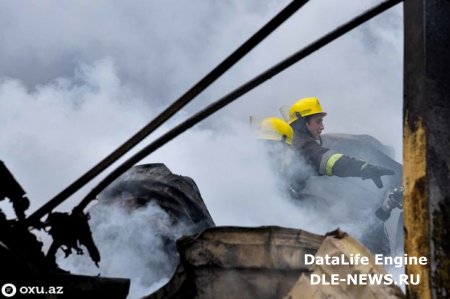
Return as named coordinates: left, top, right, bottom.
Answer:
left=0, top=0, right=403, bottom=297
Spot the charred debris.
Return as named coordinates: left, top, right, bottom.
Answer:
left=2, top=0, right=450, bottom=298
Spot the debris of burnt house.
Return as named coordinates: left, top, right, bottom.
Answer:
left=94, top=163, right=214, bottom=244
left=45, top=210, right=101, bottom=268
left=1, top=159, right=406, bottom=299
left=0, top=160, right=51, bottom=276
left=144, top=228, right=405, bottom=299
left=44, top=163, right=214, bottom=299
left=144, top=226, right=324, bottom=299
left=96, top=163, right=215, bottom=231
left=1, top=161, right=215, bottom=298
left=285, top=230, right=404, bottom=299
left=0, top=161, right=130, bottom=299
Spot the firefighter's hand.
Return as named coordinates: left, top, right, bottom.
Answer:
left=360, top=163, right=395, bottom=188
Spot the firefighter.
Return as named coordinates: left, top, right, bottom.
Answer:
left=255, top=117, right=293, bottom=145
left=255, top=117, right=293, bottom=177
left=288, top=97, right=394, bottom=189
left=254, top=116, right=326, bottom=204
left=255, top=117, right=314, bottom=199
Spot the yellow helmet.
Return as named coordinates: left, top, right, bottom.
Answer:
left=289, top=97, right=327, bottom=123
left=256, top=117, right=293, bottom=145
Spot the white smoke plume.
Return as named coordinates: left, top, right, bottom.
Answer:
left=56, top=201, right=193, bottom=298
left=0, top=0, right=403, bottom=298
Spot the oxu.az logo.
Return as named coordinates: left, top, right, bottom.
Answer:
left=1, top=283, right=63, bottom=297
left=1, top=283, right=16, bottom=297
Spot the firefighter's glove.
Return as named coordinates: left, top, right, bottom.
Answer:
left=360, top=163, right=395, bottom=188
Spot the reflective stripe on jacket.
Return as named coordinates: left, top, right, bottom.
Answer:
left=290, top=120, right=364, bottom=177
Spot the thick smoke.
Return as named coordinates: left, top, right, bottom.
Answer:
left=56, top=202, right=192, bottom=298
left=0, top=0, right=403, bottom=298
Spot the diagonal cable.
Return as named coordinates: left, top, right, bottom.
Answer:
left=26, top=0, right=310, bottom=225
left=74, top=0, right=403, bottom=213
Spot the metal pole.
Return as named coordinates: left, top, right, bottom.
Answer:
left=403, top=0, right=450, bottom=298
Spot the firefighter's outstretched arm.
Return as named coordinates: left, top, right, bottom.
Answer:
left=319, top=150, right=395, bottom=188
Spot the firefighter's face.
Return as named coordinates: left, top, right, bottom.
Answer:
left=306, top=114, right=324, bottom=139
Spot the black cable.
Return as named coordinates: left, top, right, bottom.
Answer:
left=26, top=0, right=310, bottom=226
left=75, top=0, right=403, bottom=212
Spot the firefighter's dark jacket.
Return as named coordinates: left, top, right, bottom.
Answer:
left=290, top=119, right=365, bottom=177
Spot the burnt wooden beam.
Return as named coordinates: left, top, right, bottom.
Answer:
left=403, top=0, right=450, bottom=298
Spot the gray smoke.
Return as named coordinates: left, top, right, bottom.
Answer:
left=56, top=202, right=193, bottom=298
left=0, top=0, right=403, bottom=298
